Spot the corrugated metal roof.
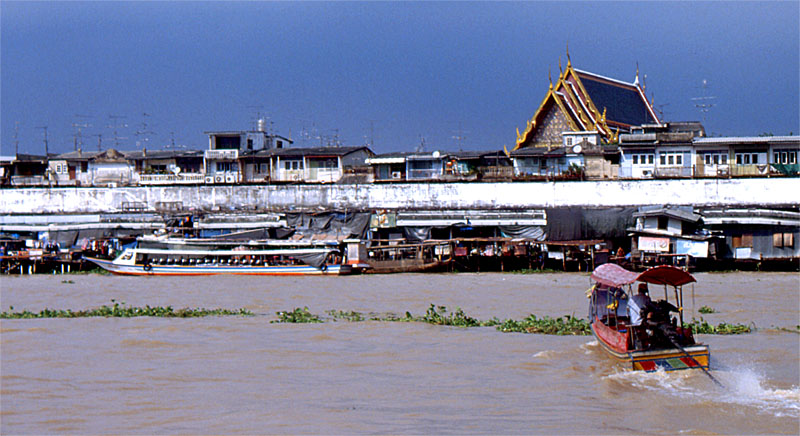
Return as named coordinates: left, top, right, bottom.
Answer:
left=693, top=136, right=799, bottom=145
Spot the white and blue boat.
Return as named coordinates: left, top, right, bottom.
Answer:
left=86, top=243, right=348, bottom=276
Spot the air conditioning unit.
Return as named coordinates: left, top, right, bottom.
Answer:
left=225, top=174, right=236, bottom=183
left=204, top=176, right=214, bottom=184
left=214, top=174, right=225, bottom=183
left=391, top=171, right=402, bottom=179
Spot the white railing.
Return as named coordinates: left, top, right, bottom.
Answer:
left=139, top=173, right=205, bottom=185
left=307, top=168, right=342, bottom=183
left=204, top=149, right=239, bottom=160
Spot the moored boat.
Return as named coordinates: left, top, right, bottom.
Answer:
left=588, top=263, right=710, bottom=372
left=86, top=244, right=347, bottom=276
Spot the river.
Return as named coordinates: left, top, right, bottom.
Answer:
left=1, top=272, right=798, bottom=434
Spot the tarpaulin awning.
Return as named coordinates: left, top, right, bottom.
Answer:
left=591, top=263, right=696, bottom=288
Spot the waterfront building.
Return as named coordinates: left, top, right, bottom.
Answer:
left=618, top=122, right=704, bottom=179
left=204, top=122, right=293, bottom=184
left=5, top=154, right=50, bottom=186
left=693, top=136, right=799, bottom=177
left=627, top=206, right=719, bottom=268
left=263, top=146, right=374, bottom=183
left=510, top=130, right=619, bottom=180
left=126, top=149, right=205, bottom=185
left=85, top=149, right=136, bottom=186
left=701, top=208, right=800, bottom=265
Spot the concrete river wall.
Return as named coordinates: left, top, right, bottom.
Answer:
left=1, top=178, right=793, bottom=215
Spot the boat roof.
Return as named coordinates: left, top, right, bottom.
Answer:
left=591, top=263, right=696, bottom=288
left=127, top=247, right=337, bottom=256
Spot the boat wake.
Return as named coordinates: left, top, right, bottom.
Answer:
left=603, top=366, right=800, bottom=418
left=715, top=367, right=800, bottom=418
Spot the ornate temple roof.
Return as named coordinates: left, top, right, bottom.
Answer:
left=514, top=55, right=661, bottom=150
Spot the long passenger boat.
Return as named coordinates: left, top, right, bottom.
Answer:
left=86, top=243, right=348, bottom=276
left=587, top=263, right=710, bottom=372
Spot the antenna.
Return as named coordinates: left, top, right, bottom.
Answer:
left=246, top=105, right=265, bottom=131
left=654, top=103, right=670, bottom=120
left=71, top=116, right=92, bottom=151
left=366, top=120, right=379, bottom=147
left=691, top=79, right=716, bottom=124
left=90, top=134, right=103, bottom=151
left=134, top=112, right=155, bottom=149
left=451, top=123, right=468, bottom=151
left=416, top=135, right=426, bottom=153
left=35, top=126, right=49, bottom=156
left=107, top=114, right=128, bottom=148
left=14, top=122, right=20, bottom=155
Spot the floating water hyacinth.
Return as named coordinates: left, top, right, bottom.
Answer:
left=1, top=300, right=252, bottom=319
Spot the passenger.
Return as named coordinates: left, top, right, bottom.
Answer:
left=628, top=283, right=652, bottom=349
left=628, top=283, right=651, bottom=327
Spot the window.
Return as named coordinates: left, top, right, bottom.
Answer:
left=703, top=151, right=728, bottom=165
left=284, top=160, right=302, bottom=170
left=259, top=164, right=269, bottom=174
left=216, top=162, right=237, bottom=172
left=732, top=234, right=753, bottom=248
left=630, top=154, right=653, bottom=165
left=735, top=153, right=759, bottom=165
left=773, top=149, right=797, bottom=165
left=773, top=232, right=795, bottom=248
left=566, top=137, right=573, bottom=146
left=657, top=216, right=669, bottom=230
left=659, top=152, right=684, bottom=167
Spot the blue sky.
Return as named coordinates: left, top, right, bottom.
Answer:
left=2, top=1, right=798, bottom=156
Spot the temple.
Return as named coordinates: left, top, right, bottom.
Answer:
left=514, top=53, right=661, bottom=150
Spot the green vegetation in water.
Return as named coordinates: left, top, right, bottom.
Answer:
left=418, top=304, right=499, bottom=327
left=684, top=318, right=752, bottom=334
left=274, top=304, right=588, bottom=335
left=1, top=300, right=253, bottom=319
left=272, top=307, right=322, bottom=323
left=510, top=268, right=564, bottom=274
left=61, top=279, right=75, bottom=284
left=776, top=325, right=800, bottom=334
left=326, top=310, right=365, bottom=322
left=698, top=305, right=716, bottom=314
left=496, top=314, right=591, bottom=335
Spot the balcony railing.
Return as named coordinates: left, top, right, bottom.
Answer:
left=407, top=169, right=443, bottom=180
left=204, top=149, right=239, bottom=160
left=139, top=173, right=205, bottom=185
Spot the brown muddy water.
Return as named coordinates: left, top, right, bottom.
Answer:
left=1, top=272, right=798, bottom=434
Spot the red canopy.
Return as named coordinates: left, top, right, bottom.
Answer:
left=591, top=263, right=696, bottom=288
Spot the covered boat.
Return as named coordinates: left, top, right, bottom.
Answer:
left=86, top=243, right=347, bottom=276
left=588, top=263, right=710, bottom=372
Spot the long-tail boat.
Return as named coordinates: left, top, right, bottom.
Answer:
left=588, top=263, right=710, bottom=372
left=86, top=241, right=348, bottom=276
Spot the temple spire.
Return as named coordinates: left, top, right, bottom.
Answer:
left=634, top=62, right=640, bottom=87
left=566, top=42, right=571, bottom=68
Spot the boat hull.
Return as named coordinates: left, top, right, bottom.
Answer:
left=86, top=257, right=345, bottom=276
left=591, top=320, right=710, bottom=372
